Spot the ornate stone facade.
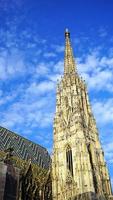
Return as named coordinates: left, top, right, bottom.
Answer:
left=0, top=148, right=52, bottom=200
left=52, top=30, right=113, bottom=200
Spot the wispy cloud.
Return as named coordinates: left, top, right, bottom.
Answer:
left=98, top=27, right=107, bottom=38
left=92, top=99, right=113, bottom=125
left=26, top=81, right=55, bottom=95
left=43, top=52, right=56, bottom=58
left=103, top=142, right=113, bottom=164
left=52, top=44, right=64, bottom=53
left=0, top=48, right=27, bottom=80
left=77, top=50, right=113, bottom=92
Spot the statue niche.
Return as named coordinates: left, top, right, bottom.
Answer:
left=63, top=96, right=73, bottom=127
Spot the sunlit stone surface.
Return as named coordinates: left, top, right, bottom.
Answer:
left=52, top=30, right=113, bottom=200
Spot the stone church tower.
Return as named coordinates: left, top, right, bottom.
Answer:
left=52, top=30, right=113, bottom=200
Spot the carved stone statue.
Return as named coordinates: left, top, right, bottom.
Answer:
left=4, top=147, right=14, bottom=165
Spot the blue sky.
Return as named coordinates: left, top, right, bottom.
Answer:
left=0, top=0, right=113, bottom=187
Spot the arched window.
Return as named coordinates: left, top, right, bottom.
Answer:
left=66, top=146, right=73, bottom=176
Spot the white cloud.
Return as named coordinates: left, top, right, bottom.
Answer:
left=0, top=78, right=56, bottom=131
left=43, top=52, right=56, bottom=58
left=77, top=51, right=113, bottom=92
left=0, top=49, right=26, bottom=80
left=0, top=93, right=17, bottom=106
left=34, top=60, right=63, bottom=83
left=26, top=81, right=55, bottom=95
left=54, top=60, right=64, bottom=73
left=104, top=142, right=113, bottom=153
left=92, top=99, right=113, bottom=125
left=85, top=70, right=113, bottom=91
left=35, top=62, right=49, bottom=76
left=48, top=74, right=61, bottom=83
left=77, top=53, right=99, bottom=73
left=52, top=44, right=64, bottom=53
left=1, top=112, right=24, bottom=128
left=103, top=142, right=113, bottom=165
left=0, top=95, right=54, bottom=130
left=100, top=57, right=113, bottom=68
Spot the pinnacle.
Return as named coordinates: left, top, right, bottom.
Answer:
left=65, top=28, right=70, bottom=38
left=64, top=29, right=76, bottom=74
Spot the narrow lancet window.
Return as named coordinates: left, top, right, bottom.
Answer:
left=66, top=146, right=73, bottom=176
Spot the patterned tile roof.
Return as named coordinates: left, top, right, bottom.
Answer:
left=0, top=126, right=51, bottom=169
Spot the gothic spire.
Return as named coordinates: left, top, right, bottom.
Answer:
left=64, top=29, right=76, bottom=75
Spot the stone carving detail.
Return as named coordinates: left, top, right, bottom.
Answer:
left=0, top=149, right=52, bottom=200
left=52, top=29, right=113, bottom=200
left=62, top=96, right=73, bottom=126
left=66, top=170, right=73, bottom=184
left=4, top=147, right=14, bottom=165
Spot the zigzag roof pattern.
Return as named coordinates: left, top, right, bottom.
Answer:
left=0, top=126, right=50, bottom=169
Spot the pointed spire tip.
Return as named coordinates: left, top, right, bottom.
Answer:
left=65, top=28, right=70, bottom=38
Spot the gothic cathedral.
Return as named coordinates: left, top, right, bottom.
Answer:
left=52, top=30, right=113, bottom=200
